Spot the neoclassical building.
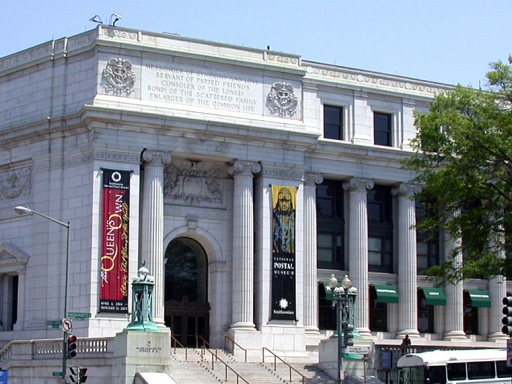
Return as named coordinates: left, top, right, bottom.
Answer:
left=0, top=25, right=507, bottom=365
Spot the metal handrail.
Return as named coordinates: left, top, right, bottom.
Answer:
left=195, top=334, right=210, bottom=349
left=170, top=334, right=188, bottom=361
left=224, top=335, right=247, bottom=362
left=201, top=345, right=250, bottom=384
left=262, top=347, right=315, bottom=384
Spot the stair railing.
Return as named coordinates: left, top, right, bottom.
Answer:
left=262, top=347, right=315, bottom=384
left=170, top=334, right=188, bottom=361
left=224, top=335, right=247, bottom=362
left=201, top=345, right=250, bottom=384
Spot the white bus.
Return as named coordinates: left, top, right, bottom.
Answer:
left=397, top=349, right=512, bottom=384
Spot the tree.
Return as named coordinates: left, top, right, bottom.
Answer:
left=403, top=56, right=512, bottom=283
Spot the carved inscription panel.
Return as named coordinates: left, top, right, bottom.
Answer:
left=141, top=60, right=301, bottom=119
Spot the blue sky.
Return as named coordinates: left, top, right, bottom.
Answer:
left=1, top=0, right=511, bottom=87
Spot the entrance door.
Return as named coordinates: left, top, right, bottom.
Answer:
left=164, top=238, right=209, bottom=347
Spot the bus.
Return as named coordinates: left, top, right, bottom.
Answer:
left=397, top=349, right=512, bottom=384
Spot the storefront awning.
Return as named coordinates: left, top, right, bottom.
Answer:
left=466, top=289, right=491, bottom=308
left=421, top=287, right=447, bottom=306
left=373, top=285, right=399, bottom=304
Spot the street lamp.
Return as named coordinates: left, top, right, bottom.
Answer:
left=329, top=274, right=357, bottom=384
left=14, top=206, right=71, bottom=382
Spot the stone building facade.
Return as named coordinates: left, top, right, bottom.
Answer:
left=0, top=25, right=507, bottom=365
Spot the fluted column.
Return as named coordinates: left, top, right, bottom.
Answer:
left=141, top=150, right=172, bottom=326
left=343, top=177, right=374, bottom=337
left=393, top=183, right=421, bottom=338
left=488, top=228, right=508, bottom=340
left=303, top=172, right=323, bottom=335
left=229, top=161, right=261, bottom=330
left=443, top=230, right=466, bottom=340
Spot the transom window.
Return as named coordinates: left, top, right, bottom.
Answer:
left=324, top=105, right=344, bottom=140
left=374, top=112, right=392, bottom=146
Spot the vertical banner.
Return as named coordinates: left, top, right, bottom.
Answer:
left=100, top=169, right=130, bottom=313
left=271, top=185, right=297, bottom=320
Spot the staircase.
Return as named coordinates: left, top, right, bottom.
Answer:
left=169, top=347, right=337, bottom=384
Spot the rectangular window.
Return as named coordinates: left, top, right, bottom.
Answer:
left=324, top=105, right=343, bottom=140
left=374, top=112, right=392, bottom=146
left=416, top=199, right=439, bottom=274
left=317, top=180, right=345, bottom=269
left=367, top=185, right=393, bottom=273
left=369, top=286, right=388, bottom=332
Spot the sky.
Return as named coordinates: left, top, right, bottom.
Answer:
left=1, top=0, right=511, bottom=88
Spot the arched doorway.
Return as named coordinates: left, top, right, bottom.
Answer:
left=164, top=237, right=210, bottom=347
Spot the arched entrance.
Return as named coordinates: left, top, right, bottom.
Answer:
left=164, top=237, right=210, bottom=347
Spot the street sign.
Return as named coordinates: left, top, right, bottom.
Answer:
left=67, top=312, right=91, bottom=321
left=0, top=370, right=8, bottom=384
left=62, top=318, right=73, bottom=332
left=52, top=372, right=62, bottom=377
left=345, top=345, right=370, bottom=355
left=46, top=320, right=61, bottom=329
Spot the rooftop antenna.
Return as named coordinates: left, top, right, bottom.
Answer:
left=89, top=15, right=103, bottom=24
left=109, top=13, right=123, bottom=26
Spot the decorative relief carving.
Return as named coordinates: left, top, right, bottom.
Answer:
left=260, top=166, right=303, bottom=182
left=343, top=177, right=374, bottom=193
left=0, top=168, right=32, bottom=200
left=164, top=164, right=224, bottom=205
left=102, top=58, right=136, bottom=95
left=265, top=54, right=300, bottom=65
left=101, top=28, right=138, bottom=41
left=305, top=66, right=447, bottom=96
left=266, top=82, right=298, bottom=117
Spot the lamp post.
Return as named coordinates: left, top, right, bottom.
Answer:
left=14, top=206, right=71, bottom=382
left=329, top=274, right=357, bottom=384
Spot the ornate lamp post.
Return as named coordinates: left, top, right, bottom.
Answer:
left=125, top=262, right=160, bottom=332
left=14, top=206, right=71, bottom=382
left=329, top=274, right=357, bottom=383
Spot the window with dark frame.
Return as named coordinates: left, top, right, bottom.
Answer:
left=324, top=105, right=344, bottom=140
left=318, top=283, right=336, bottom=331
left=416, top=198, right=440, bottom=274
left=463, top=291, right=479, bottom=335
left=369, top=286, right=388, bottom=332
left=317, top=180, right=345, bottom=270
left=374, top=112, right=392, bottom=146
left=418, top=289, right=434, bottom=333
left=367, top=185, right=393, bottom=273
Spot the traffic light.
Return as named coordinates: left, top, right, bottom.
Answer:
left=66, top=334, right=78, bottom=359
left=69, top=367, right=87, bottom=383
left=502, top=295, right=512, bottom=336
left=342, top=322, right=355, bottom=347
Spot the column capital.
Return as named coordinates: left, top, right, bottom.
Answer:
left=304, top=172, right=323, bottom=187
left=392, top=183, right=422, bottom=198
left=229, top=161, right=261, bottom=176
left=142, top=150, right=172, bottom=166
left=343, top=177, right=374, bottom=192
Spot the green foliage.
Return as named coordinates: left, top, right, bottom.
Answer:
left=403, top=56, right=512, bottom=283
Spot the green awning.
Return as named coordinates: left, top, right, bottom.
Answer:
left=373, top=285, right=399, bottom=304
left=421, top=287, right=447, bottom=306
left=323, top=282, right=341, bottom=301
left=466, top=289, right=491, bottom=308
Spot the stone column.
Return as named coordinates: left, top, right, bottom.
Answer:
left=488, top=227, right=508, bottom=340
left=392, top=183, right=421, bottom=338
left=443, top=230, right=466, bottom=340
left=303, top=172, right=323, bottom=337
left=229, top=161, right=261, bottom=331
left=141, top=150, right=172, bottom=326
left=343, top=177, right=374, bottom=337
